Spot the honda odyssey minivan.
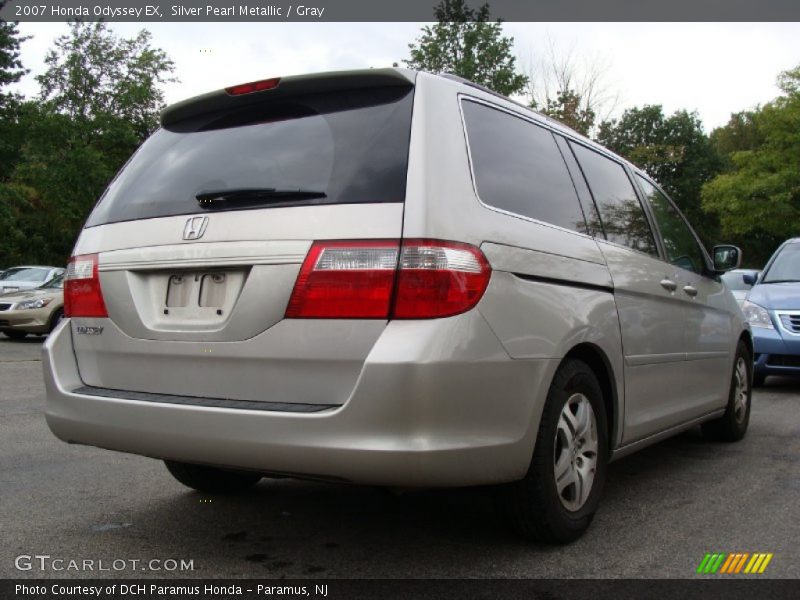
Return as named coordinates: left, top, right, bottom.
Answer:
left=43, top=68, right=752, bottom=543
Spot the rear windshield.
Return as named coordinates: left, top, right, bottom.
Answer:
left=86, top=86, right=414, bottom=227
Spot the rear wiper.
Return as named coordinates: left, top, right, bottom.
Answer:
left=196, top=188, right=327, bottom=209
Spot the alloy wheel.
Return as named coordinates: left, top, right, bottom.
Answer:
left=553, top=393, right=598, bottom=512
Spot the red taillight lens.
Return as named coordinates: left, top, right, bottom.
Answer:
left=64, top=254, right=108, bottom=318
left=285, top=241, right=399, bottom=318
left=225, top=77, right=280, bottom=96
left=392, top=239, right=491, bottom=319
left=285, top=239, right=491, bottom=319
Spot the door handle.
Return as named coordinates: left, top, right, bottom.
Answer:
left=683, top=285, right=698, bottom=297
left=660, top=279, right=677, bottom=292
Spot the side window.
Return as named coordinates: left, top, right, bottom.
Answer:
left=637, top=175, right=708, bottom=274
left=569, top=142, right=658, bottom=257
left=462, top=100, right=588, bottom=233
left=553, top=135, right=603, bottom=238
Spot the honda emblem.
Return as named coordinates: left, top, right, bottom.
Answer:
left=183, top=216, right=209, bottom=240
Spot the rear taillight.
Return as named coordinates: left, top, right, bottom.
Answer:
left=285, top=241, right=399, bottom=319
left=392, top=240, right=491, bottom=319
left=285, top=239, right=491, bottom=320
left=64, top=254, right=108, bottom=318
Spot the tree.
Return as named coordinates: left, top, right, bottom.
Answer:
left=404, top=0, right=527, bottom=96
left=710, top=110, right=763, bottom=161
left=701, top=65, right=800, bottom=266
left=0, top=23, right=176, bottom=266
left=522, top=40, right=618, bottom=136
left=596, top=106, right=723, bottom=245
left=0, top=19, right=27, bottom=107
left=37, top=22, right=175, bottom=140
left=542, top=88, right=595, bottom=136
left=0, top=19, right=29, bottom=180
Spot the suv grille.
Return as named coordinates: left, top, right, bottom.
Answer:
left=0, top=303, right=12, bottom=312
left=767, top=354, right=800, bottom=368
left=778, top=313, right=800, bottom=333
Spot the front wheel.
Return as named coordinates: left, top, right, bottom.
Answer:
left=165, top=460, right=262, bottom=493
left=502, top=359, right=608, bottom=544
left=701, top=340, right=752, bottom=442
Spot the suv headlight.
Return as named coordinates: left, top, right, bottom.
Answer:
left=16, top=298, right=52, bottom=310
left=742, top=300, right=774, bottom=329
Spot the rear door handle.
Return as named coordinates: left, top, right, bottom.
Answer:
left=683, top=285, right=698, bottom=297
left=660, top=279, right=677, bottom=292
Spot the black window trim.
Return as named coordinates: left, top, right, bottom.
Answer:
left=565, top=137, right=663, bottom=261
left=457, top=94, right=592, bottom=239
left=631, top=170, right=715, bottom=278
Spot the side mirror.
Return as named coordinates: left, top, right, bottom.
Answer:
left=712, top=245, right=742, bottom=272
left=742, top=272, right=759, bottom=286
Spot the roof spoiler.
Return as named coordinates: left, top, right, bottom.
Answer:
left=160, top=68, right=416, bottom=127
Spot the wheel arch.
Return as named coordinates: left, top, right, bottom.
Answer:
left=739, top=329, right=753, bottom=358
left=562, top=343, right=619, bottom=453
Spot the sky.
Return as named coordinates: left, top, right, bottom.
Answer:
left=13, top=22, right=800, bottom=131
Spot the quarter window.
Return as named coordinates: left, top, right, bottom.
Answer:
left=462, top=100, right=587, bottom=233
left=570, top=142, right=658, bottom=257
left=637, top=175, right=707, bottom=274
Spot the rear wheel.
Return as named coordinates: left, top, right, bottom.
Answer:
left=502, top=359, right=608, bottom=544
left=165, top=460, right=262, bottom=493
left=701, top=340, right=752, bottom=442
left=2, top=330, right=27, bottom=340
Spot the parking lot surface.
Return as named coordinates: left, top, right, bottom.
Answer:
left=1, top=334, right=799, bottom=579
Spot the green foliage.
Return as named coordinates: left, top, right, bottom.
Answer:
left=404, top=0, right=527, bottom=96
left=37, top=22, right=175, bottom=140
left=596, top=106, right=723, bottom=246
left=541, top=88, right=595, bottom=136
left=702, top=65, right=800, bottom=267
left=0, top=20, right=29, bottom=181
left=710, top=111, right=763, bottom=161
left=0, top=20, right=28, bottom=105
left=0, top=23, right=175, bottom=267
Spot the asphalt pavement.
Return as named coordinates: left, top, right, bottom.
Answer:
left=1, top=334, right=799, bottom=579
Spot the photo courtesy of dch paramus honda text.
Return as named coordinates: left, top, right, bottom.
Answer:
left=43, top=69, right=752, bottom=544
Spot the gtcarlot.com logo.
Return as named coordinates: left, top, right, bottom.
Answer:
left=697, top=552, right=774, bottom=574
left=14, top=554, right=194, bottom=572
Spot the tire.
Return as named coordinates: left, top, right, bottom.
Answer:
left=165, top=460, right=262, bottom=493
left=701, top=340, right=752, bottom=442
left=502, top=359, right=608, bottom=544
left=48, top=308, right=64, bottom=333
left=2, top=330, right=28, bottom=340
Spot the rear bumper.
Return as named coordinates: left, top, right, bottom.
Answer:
left=43, top=314, right=554, bottom=487
left=752, top=327, right=800, bottom=379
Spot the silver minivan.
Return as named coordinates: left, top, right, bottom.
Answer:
left=43, top=69, right=751, bottom=543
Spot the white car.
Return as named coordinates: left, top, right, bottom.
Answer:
left=0, top=266, right=64, bottom=295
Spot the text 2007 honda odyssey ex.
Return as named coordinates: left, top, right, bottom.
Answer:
left=44, top=69, right=752, bottom=543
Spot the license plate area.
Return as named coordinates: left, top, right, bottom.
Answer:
left=157, top=269, right=246, bottom=325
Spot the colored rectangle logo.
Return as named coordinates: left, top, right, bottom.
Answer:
left=697, top=552, right=773, bottom=574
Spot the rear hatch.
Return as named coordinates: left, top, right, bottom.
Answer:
left=69, top=69, right=416, bottom=407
